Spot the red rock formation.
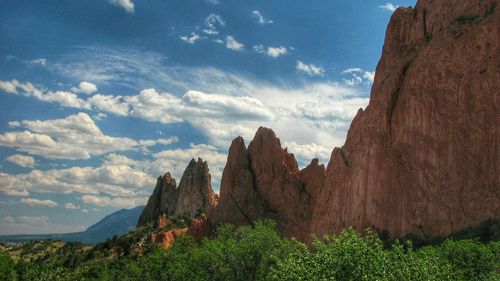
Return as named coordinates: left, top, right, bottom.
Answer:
left=139, top=0, right=499, bottom=242
left=187, top=214, right=213, bottom=242
left=152, top=227, right=188, bottom=249
left=311, top=0, right=500, bottom=239
left=210, top=128, right=325, bottom=241
left=211, top=0, right=500, bottom=241
left=137, top=158, right=218, bottom=227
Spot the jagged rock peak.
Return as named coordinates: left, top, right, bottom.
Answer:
left=137, top=158, right=218, bottom=227
left=210, top=127, right=325, bottom=242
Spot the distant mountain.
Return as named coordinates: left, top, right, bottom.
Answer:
left=0, top=206, right=145, bottom=244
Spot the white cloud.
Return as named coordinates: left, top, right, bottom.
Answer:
left=0, top=80, right=18, bottom=94
left=2, top=47, right=371, bottom=163
left=283, top=142, right=331, bottom=167
left=0, top=161, right=156, bottom=200
left=94, top=112, right=107, bottom=120
left=81, top=194, right=146, bottom=208
left=379, top=3, right=398, bottom=12
left=251, top=10, right=273, bottom=24
left=296, top=60, right=325, bottom=77
left=65, top=203, right=79, bottom=209
left=110, top=0, right=135, bottom=13
left=71, top=81, right=97, bottom=95
left=203, top=14, right=225, bottom=35
left=180, top=33, right=203, bottom=44
left=206, top=0, right=220, bottom=4
left=341, top=68, right=375, bottom=86
left=32, top=58, right=47, bottom=66
left=266, top=46, right=288, bottom=58
left=226, top=35, right=244, bottom=51
left=6, top=154, right=35, bottom=168
left=0, top=113, right=178, bottom=160
left=253, top=45, right=289, bottom=58
left=20, top=198, right=58, bottom=208
left=254, top=45, right=288, bottom=58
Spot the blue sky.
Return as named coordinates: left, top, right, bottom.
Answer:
left=0, top=0, right=415, bottom=234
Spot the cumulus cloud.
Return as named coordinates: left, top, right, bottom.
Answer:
left=110, top=0, right=135, bottom=13
left=2, top=47, right=371, bottom=162
left=180, top=33, right=203, bottom=44
left=0, top=112, right=178, bottom=160
left=379, top=3, right=398, bottom=12
left=65, top=203, right=79, bottom=209
left=0, top=141, right=227, bottom=200
left=266, top=46, right=288, bottom=58
left=341, top=68, right=375, bottom=86
left=251, top=10, right=273, bottom=24
left=6, top=154, right=35, bottom=168
left=20, top=198, right=58, bottom=208
left=226, top=35, right=244, bottom=51
left=253, top=45, right=288, bottom=58
left=284, top=142, right=331, bottom=166
left=296, top=60, right=325, bottom=77
left=0, top=160, right=156, bottom=200
left=0, top=80, right=18, bottom=94
left=71, top=81, right=97, bottom=95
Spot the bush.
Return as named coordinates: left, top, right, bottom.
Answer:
left=0, top=252, right=16, bottom=281
left=438, top=239, right=498, bottom=280
left=269, top=228, right=456, bottom=281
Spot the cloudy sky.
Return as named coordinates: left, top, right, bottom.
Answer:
left=0, top=0, right=415, bottom=234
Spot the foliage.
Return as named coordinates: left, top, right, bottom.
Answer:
left=1, top=221, right=499, bottom=281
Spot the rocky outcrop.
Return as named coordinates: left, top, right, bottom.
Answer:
left=137, top=158, right=218, bottom=227
left=210, top=128, right=325, bottom=241
left=210, top=0, right=500, bottom=241
left=139, top=0, right=499, bottom=242
left=311, top=0, right=500, bottom=239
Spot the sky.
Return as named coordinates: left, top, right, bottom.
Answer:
left=0, top=0, right=416, bottom=234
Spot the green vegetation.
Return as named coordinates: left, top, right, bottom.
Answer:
left=1, top=220, right=498, bottom=281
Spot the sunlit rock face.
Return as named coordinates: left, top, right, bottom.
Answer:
left=210, top=127, right=325, bottom=242
left=311, top=0, right=500, bottom=240
left=137, top=158, right=218, bottom=227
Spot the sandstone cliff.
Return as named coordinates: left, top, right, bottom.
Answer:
left=210, top=129, right=325, bottom=242
left=210, top=0, right=500, bottom=241
left=137, top=158, right=218, bottom=227
left=311, top=0, right=500, bottom=240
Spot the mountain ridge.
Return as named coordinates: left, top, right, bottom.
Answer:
left=0, top=206, right=145, bottom=244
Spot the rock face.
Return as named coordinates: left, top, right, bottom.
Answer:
left=211, top=0, right=500, bottom=241
left=137, top=158, right=218, bottom=227
left=210, top=128, right=325, bottom=241
left=311, top=0, right=500, bottom=239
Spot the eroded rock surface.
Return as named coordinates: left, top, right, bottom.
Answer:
left=137, top=158, right=218, bottom=227
left=311, top=0, right=500, bottom=240
left=210, top=128, right=325, bottom=241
